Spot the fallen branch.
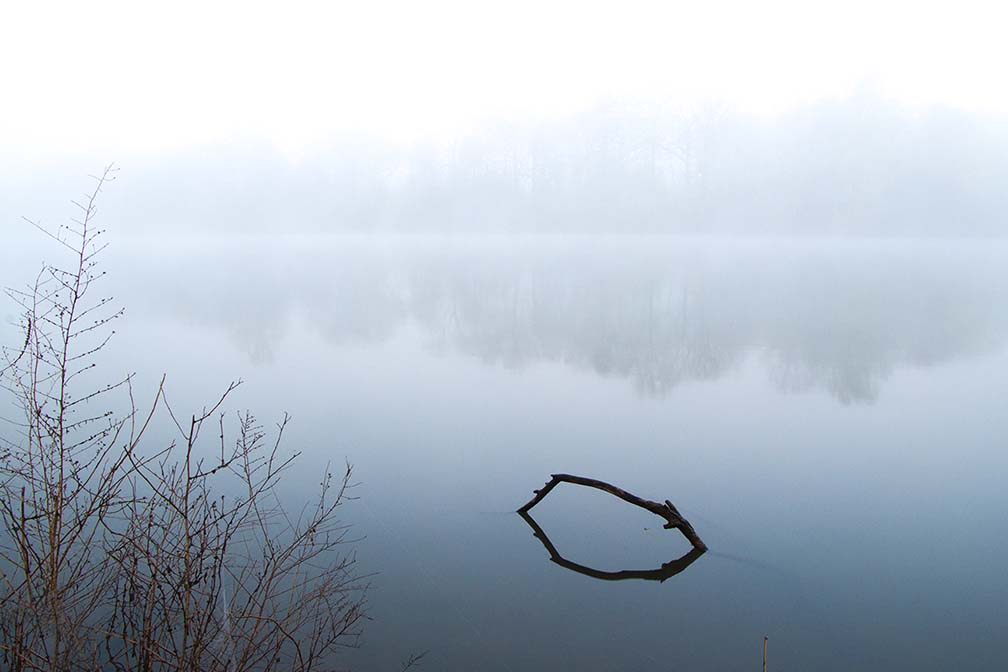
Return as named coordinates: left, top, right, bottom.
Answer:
left=517, top=473, right=707, bottom=551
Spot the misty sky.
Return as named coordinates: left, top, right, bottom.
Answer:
left=3, top=0, right=1006, bottom=160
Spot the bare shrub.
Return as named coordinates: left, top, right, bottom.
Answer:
left=0, top=167, right=367, bottom=671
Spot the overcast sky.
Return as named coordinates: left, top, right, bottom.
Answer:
left=2, top=0, right=1006, bottom=160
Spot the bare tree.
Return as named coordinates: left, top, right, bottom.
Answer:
left=0, top=167, right=367, bottom=671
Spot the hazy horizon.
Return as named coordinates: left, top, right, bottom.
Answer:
left=5, top=2, right=1008, bottom=239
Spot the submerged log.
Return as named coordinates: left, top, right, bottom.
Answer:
left=517, top=473, right=707, bottom=551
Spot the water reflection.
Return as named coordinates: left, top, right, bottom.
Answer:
left=117, top=237, right=1008, bottom=404
left=518, top=510, right=706, bottom=583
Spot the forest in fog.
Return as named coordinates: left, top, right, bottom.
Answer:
left=8, top=94, right=1001, bottom=238
left=5, top=94, right=1006, bottom=238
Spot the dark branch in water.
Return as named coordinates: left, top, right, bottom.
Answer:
left=517, top=473, right=707, bottom=551
left=518, top=510, right=705, bottom=583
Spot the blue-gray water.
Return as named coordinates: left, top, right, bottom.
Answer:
left=4, top=234, right=1007, bottom=670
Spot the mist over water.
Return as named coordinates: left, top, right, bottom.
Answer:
left=4, top=3, right=1008, bottom=668
left=106, top=235, right=1008, bottom=404
left=6, top=233, right=1005, bottom=670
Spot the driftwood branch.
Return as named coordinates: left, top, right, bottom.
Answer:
left=518, top=510, right=705, bottom=582
left=517, top=473, right=707, bottom=551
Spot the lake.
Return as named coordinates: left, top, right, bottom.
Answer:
left=4, top=233, right=1007, bottom=670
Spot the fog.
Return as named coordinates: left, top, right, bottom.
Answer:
left=5, top=96, right=1008, bottom=237
left=3, top=2, right=1008, bottom=670
left=95, top=235, right=1008, bottom=404
left=5, top=1, right=1008, bottom=239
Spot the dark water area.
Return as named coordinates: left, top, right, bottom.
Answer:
left=3, top=234, right=1007, bottom=670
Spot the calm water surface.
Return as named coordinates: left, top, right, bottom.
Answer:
left=5, top=234, right=1007, bottom=670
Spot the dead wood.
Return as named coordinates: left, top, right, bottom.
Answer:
left=517, top=473, right=707, bottom=551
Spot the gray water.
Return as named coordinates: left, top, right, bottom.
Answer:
left=4, top=234, right=1008, bottom=670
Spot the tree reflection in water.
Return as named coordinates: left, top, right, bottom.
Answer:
left=122, top=237, right=1008, bottom=404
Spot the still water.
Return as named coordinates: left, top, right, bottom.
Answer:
left=6, top=234, right=1008, bottom=670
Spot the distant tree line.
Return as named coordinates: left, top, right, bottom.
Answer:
left=32, top=94, right=1006, bottom=237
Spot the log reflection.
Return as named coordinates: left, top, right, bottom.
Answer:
left=518, top=510, right=706, bottom=583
